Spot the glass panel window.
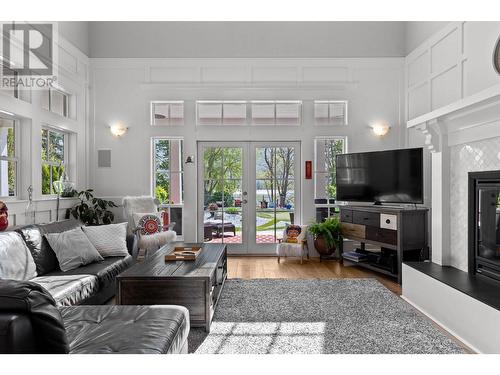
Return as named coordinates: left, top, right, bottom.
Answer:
left=0, top=118, right=17, bottom=197
left=41, top=128, right=67, bottom=195
left=314, top=100, right=348, bottom=126
left=251, top=101, right=301, bottom=126
left=153, top=138, right=184, bottom=235
left=42, top=88, right=69, bottom=117
left=151, top=101, right=184, bottom=126
left=314, top=138, right=346, bottom=218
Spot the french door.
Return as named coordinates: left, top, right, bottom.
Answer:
left=198, top=141, right=300, bottom=254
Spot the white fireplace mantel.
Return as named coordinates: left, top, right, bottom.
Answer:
left=407, top=83, right=500, bottom=152
left=407, top=82, right=500, bottom=266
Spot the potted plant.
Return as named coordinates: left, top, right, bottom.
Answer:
left=65, top=189, right=118, bottom=226
left=308, top=216, right=342, bottom=256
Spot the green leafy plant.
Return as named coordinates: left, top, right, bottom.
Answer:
left=225, top=207, right=239, bottom=215
left=65, top=189, right=118, bottom=226
left=308, top=216, right=342, bottom=249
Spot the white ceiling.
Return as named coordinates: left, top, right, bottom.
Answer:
left=58, top=21, right=450, bottom=58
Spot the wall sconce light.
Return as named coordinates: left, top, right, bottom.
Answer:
left=370, top=122, right=391, bottom=137
left=109, top=122, right=128, bottom=137
left=185, top=155, right=195, bottom=165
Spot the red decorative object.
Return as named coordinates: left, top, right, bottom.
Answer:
left=305, top=161, right=312, bottom=179
left=162, top=210, right=169, bottom=226
left=137, top=214, right=161, bottom=235
left=0, top=201, right=8, bottom=231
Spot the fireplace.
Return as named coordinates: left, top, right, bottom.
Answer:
left=469, top=170, right=500, bottom=282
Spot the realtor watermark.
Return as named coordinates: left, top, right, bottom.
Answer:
left=0, top=21, right=58, bottom=90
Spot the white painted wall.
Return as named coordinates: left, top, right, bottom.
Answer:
left=0, top=24, right=89, bottom=227
left=88, top=22, right=407, bottom=58
left=89, top=57, right=405, bottom=245
left=59, top=21, right=90, bottom=57
left=405, top=21, right=500, bottom=269
left=404, top=22, right=449, bottom=55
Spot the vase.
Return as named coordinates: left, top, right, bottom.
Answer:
left=313, top=235, right=336, bottom=256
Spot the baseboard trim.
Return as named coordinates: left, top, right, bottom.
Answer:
left=401, top=295, right=479, bottom=353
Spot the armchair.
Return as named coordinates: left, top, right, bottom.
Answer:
left=122, top=196, right=177, bottom=258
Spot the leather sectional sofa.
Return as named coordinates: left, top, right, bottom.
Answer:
left=0, top=220, right=190, bottom=354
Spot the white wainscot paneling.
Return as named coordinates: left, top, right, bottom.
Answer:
left=59, top=46, right=78, bottom=75
left=201, top=67, right=249, bottom=83
left=251, top=67, right=297, bottom=82
left=407, top=51, right=429, bottom=87
left=408, top=82, right=430, bottom=119
left=431, top=66, right=461, bottom=110
left=150, top=67, right=198, bottom=83
left=302, top=67, right=349, bottom=82
left=431, top=27, right=460, bottom=74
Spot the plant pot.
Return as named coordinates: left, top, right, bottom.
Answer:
left=313, top=235, right=336, bottom=256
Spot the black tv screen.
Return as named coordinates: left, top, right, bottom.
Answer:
left=336, top=148, right=423, bottom=204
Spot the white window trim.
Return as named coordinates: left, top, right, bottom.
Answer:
left=150, top=100, right=185, bottom=126
left=151, top=136, right=184, bottom=201
left=43, top=87, right=70, bottom=118
left=41, top=126, right=69, bottom=196
left=0, top=117, right=19, bottom=199
left=313, top=136, right=348, bottom=207
left=314, top=100, right=348, bottom=126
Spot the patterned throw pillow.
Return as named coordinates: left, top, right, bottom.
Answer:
left=284, top=225, right=302, bottom=243
left=134, top=213, right=162, bottom=235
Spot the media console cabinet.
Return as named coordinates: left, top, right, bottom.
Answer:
left=339, top=205, right=429, bottom=283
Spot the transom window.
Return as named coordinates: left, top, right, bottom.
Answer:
left=152, top=138, right=184, bottom=235
left=314, top=137, right=346, bottom=220
left=151, top=101, right=184, bottom=126
left=41, top=127, right=68, bottom=195
left=314, top=100, right=348, bottom=126
left=0, top=118, right=18, bottom=197
left=41, top=87, right=69, bottom=117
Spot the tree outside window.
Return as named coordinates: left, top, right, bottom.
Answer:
left=41, top=128, right=67, bottom=195
left=0, top=118, right=17, bottom=197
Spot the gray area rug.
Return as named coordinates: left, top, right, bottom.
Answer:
left=188, top=278, right=465, bottom=354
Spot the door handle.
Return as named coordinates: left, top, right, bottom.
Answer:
left=242, top=199, right=248, bottom=204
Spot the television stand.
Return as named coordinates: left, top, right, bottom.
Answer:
left=339, top=205, right=429, bottom=284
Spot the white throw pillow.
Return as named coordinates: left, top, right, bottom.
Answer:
left=82, top=222, right=129, bottom=257
left=0, top=232, right=37, bottom=280
left=45, top=227, right=103, bottom=272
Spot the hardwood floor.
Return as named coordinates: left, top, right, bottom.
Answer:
left=227, top=256, right=401, bottom=295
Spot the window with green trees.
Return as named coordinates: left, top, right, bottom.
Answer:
left=314, top=137, right=346, bottom=220
left=153, top=138, right=183, bottom=205
left=0, top=118, right=17, bottom=197
left=41, top=128, right=67, bottom=195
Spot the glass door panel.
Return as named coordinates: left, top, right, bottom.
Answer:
left=199, top=144, right=246, bottom=253
left=253, top=144, right=299, bottom=252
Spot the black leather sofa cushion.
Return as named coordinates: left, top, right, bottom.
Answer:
left=61, top=305, right=189, bottom=354
left=0, top=280, right=69, bottom=353
left=15, top=219, right=81, bottom=276
left=43, top=255, right=134, bottom=290
left=31, top=274, right=99, bottom=307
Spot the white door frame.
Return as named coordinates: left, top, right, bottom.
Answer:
left=197, top=141, right=301, bottom=255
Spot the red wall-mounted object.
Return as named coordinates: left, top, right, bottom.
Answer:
left=305, top=161, right=312, bottom=179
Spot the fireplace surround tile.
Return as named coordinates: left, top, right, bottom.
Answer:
left=450, top=137, right=500, bottom=271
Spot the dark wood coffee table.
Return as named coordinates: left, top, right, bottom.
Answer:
left=117, top=242, right=227, bottom=332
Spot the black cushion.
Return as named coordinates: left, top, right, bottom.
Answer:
left=60, top=305, right=189, bottom=354
left=15, top=219, right=81, bottom=276
left=43, top=255, right=134, bottom=290
left=30, top=274, right=100, bottom=307
left=0, top=279, right=69, bottom=353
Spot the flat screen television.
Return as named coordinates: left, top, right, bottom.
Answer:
left=336, top=147, right=423, bottom=204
